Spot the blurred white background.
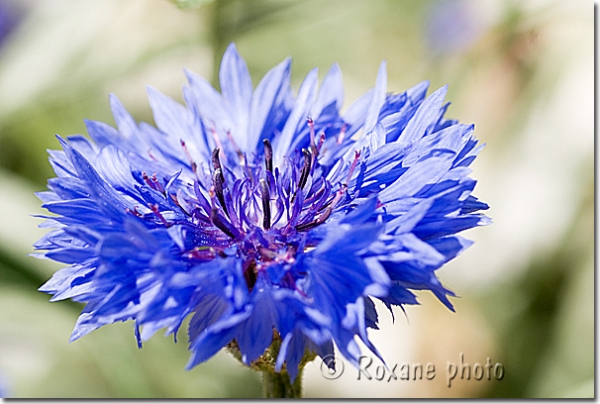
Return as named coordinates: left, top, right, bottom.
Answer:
left=0, top=0, right=593, bottom=398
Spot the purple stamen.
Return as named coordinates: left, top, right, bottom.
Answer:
left=307, top=117, right=318, bottom=157
left=210, top=205, right=237, bottom=239
left=180, top=140, right=198, bottom=174
left=260, top=178, right=271, bottom=230
left=308, top=117, right=315, bottom=147
left=125, top=206, right=143, bottom=217
left=142, top=171, right=153, bottom=188
left=295, top=187, right=346, bottom=232
left=212, top=168, right=229, bottom=217
left=211, top=148, right=230, bottom=217
left=346, top=150, right=361, bottom=185
left=298, top=149, right=312, bottom=190
left=143, top=172, right=165, bottom=194
left=149, top=204, right=171, bottom=227
left=317, top=132, right=326, bottom=154
left=151, top=173, right=165, bottom=193
left=212, top=147, right=223, bottom=174
left=263, top=139, right=273, bottom=173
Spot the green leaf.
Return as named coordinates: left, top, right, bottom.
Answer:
left=169, top=0, right=215, bottom=10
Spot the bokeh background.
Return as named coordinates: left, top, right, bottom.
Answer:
left=0, top=0, right=593, bottom=398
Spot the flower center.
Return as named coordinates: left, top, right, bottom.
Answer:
left=202, top=135, right=331, bottom=291
left=128, top=119, right=361, bottom=293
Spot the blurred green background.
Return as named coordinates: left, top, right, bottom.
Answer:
left=0, top=0, right=593, bottom=398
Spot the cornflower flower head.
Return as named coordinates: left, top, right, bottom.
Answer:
left=35, top=44, right=489, bottom=384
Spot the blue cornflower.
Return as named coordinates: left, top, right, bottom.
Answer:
left=35, top=44, right=489, bottom=381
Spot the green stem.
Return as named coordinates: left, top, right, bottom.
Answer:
left=262, top=367, right=303, bottom=398
left=227, top=335, right=315, bottom=398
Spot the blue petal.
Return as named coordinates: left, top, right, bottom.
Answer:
left=186, top=326, right=239, bottom=369
left=85, top=119, right=121, bottom=148
left=219, top=43, right=253, bottom=150
left=363, top=61, right=387, bottom=133
left=275, top=330, right=306, bottom=381
left=273, top=68, right=318, bottom=165
left=58, top=136, right=129, bottom=217
left=379, top=149, right=456, bottom=202
left=147, top=86, right=210, bottom=161
left=364, top=297, right=379, bottom=329
left=235, top=286, right=278, bottom=364
left=248, top=57, right=292, bottom=151
left=109, top=94, right=140, bottom=139
left=313, top=63, right=344, bottom=117
left=188, top=294, right=230, bottom=342
left=397, top=85, right=448, bottom=147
